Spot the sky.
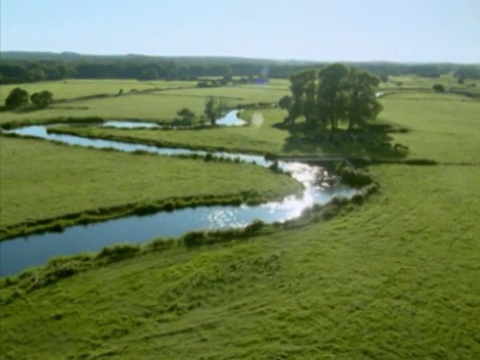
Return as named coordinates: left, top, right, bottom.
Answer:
left=1, top=0, right=479, bottom=63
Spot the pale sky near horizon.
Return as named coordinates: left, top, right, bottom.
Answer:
left=1, top=0, right=479, bottom=63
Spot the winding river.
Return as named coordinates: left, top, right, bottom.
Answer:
left=0, top=114, right=356, bottom=276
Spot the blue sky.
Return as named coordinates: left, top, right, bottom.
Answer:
left=2, top=0, right=479, bottom=62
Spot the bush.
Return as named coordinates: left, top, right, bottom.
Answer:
left=96, top=244, right=141, bottom=262
left=5, top=87, right=29, bottom=109
left=264, top=152, right=278, bottom=161
left=432, top=84, right=445, bottom=93
left=183, top=231, right=208, bottom=248
left=30, top=90, right=53, bottom=108
left=204, top=153, right=214, bottom=162
left=268, top=161, right=280, bottom=172
left=338, top=167, right=373, bottom=188
left=405, top=159, right=437, bottom=166
left=351, top=193, right=365, bottom=205
left=245, top=219, right=264, bottom=234
left=146, top=238, right=175, bottom=252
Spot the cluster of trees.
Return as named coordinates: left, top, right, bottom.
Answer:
left=1, top=52, right=478, bottom=85
left=432, top=84, right=446, bottom=93
left=204, top=97, right=226, bottom=125
left=0, top=60, right=275, bottom=84
left=5, top=87, right=53, bottom=109
left=197, top=75, right=268, bottom=88
left=175, top=97, right=226, bottom=126
left=279, top=64, right=383, bottom=131
left=453, top=66, right=480, bottom=83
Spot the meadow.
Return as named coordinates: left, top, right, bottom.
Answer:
left=0, top=136, right=301, bottom=239
left=0, top=75, right=479, bottom=358
left=0, top=79, right=288, bottom=124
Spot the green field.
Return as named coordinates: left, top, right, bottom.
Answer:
left=1, top=77, right=480, bottom=358
left=50, top=91, right=480, bottom=163
left=0, top=79, right=198, bottom=104
left=0, top=79, right=289, bottom=124
left=0, top=136, right=300, bottom=238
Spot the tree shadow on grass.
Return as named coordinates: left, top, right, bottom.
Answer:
left=277, top=121, right=409, bottom=161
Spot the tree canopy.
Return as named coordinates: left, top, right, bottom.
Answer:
left=30, top=90, right=53, bottom=108
left=204, top=97, right=226, bottom=126
left=283, top=64, right=383, bottom=131
left=176, top=107, right=196, bottom=125
left=0, top=52, right=476, bottom=85
left=5, top=87, right=29, bottom=109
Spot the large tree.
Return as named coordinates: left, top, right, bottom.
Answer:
left=30, top=90, right=53, bottom=108
left=176, top=107, right=196, bottom=125
left=344, top=68, right=383, bottom=130
left=204, top=97, right=226, bottom=126
left=284, top=69, right=315, bottom=125
left=317, top=63, right=349, bottom=130
left=5, top=87, right=29, bottom=109
left=282, top=63, right=383, bottom=131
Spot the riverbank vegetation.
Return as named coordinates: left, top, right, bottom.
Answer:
left=1, top=163, right=478, bottom=358
left=1, top=68, right=479, bottom=358
left=0, top=136, right=302, bottom=239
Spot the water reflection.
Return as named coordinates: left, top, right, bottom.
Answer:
left=102, top=121, right=160, bottom=129
left=215, top=110, right=246, bottom=126
left=0, top=125, right=357, bottom=276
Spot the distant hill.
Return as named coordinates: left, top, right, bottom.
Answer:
left=0, top=51, right=321, bottom=65
left=0, top=51, right=478, bottom=85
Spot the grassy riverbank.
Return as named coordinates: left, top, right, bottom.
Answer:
left=0, top=79, right=287, bottom=124
left=0, top=136, right=301, bottom=239
left=1, top=78, right=479, bottom=358
left=1, top=163, right=479, bottom=359
left=48, top=92, right=480, bottom=163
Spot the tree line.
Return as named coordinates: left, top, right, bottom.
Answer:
left=1, top=52, right=479, bottom=84
left=279, top=64, right=383, bottom=131
left=4, top=88, right=53, bottom=109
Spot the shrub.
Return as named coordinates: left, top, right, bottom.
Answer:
left=264, top=152, right=278, bottom=161
left=245, top=219, right=264, bottom=234
left=96, top=244, right=141, bottom=262
left=330, top=196, right=349, bottom=206
left=268, top=161, right=280, bottom=172
left=338, top=167, right=373, bottom=188
left=5, top=87, right=29, bottom=109
left=405, top=159, right=437, bottom=165
left=163, top=200, right=175, bottom=212
left=30, top=90, right=53, bottom=108
left=351, top=193, right=365, bottom=205
left=183, top=231, right=208, bottom=248
left=146, top=238, right=175, bottom=252
left=321, top=206, right=339, bottom=220
left=362, top=182, right=380, bottom=196
left=432, top=84, right=445, bottom=93
left=134, top=204, right=160, bottom=215
left=204, top=153, right=214, bottom=162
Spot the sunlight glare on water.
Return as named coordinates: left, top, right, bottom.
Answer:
left=0, top=124, right=359, bottom=275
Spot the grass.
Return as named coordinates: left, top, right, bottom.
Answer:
left=49, top=92, right=480, bottom=163
left=0, top=79, right=197, bottom=104
left=0, top=136, right=301, bottom=237
left=383, top=93, right=480, bottom=163
left=1, top=77, right=480, bottom=358
left=157, top=85, right=289, bottom=104
left=1, top=164, right=479, bottom=359
left=0, top=80, right=287, bottom=125
left=1, top=92, right=207, bottom=123
left=46, top=108, right=291, bottom=155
